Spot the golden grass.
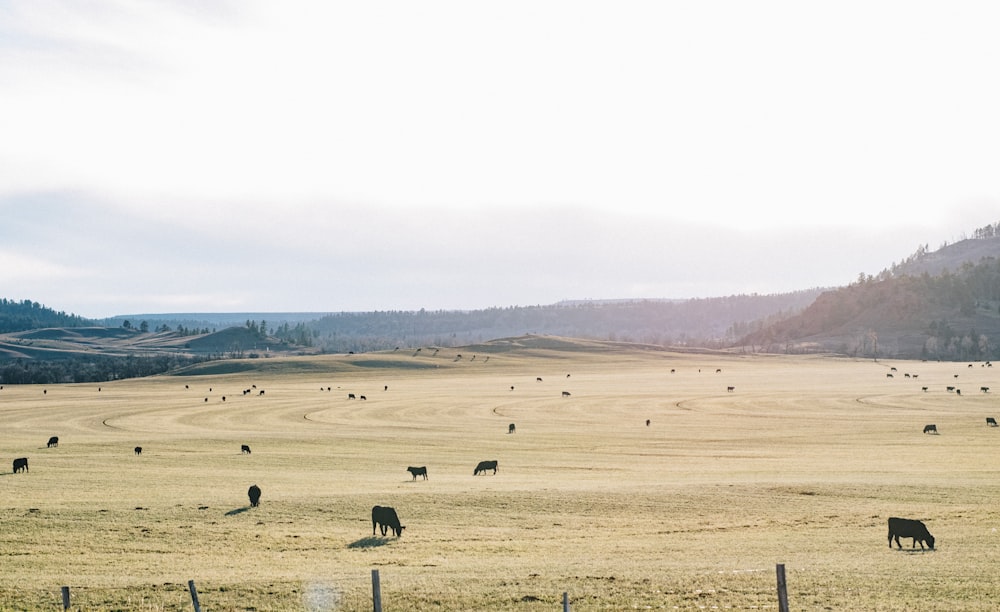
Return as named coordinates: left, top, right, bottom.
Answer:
left=2, top=341, right=1000, bottom=610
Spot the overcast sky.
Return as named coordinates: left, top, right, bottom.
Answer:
left=2, top=1, right=999, bottom=318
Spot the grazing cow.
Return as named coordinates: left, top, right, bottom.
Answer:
left=407, top=466, right=428, bottom=480
left=259, top=390, right=265, bottom=396
left=348, top=393, right=356, bottom=399
left=248, top=484, right=261, bottom=507
left=982, top=387, right=991, bottom=394
left=561, top=391, right=571, bottom=397
left=923, top=424, right=937, bottom=434
left=716, top=368, right=722, bottom=373
left=956, top=389, right=962, bottom=396
left=888, top=517, right=935, bottom=550
left=646, top=419, right=651, bottom=426
left=134, top=446, right=142, bottom=455
left=241, top=444, right=252, bottom=454
left=886, top=373, right=894, bottom=378
left=360, top=395, right=367, bottom=400
left=987, top=417, right=997, bottom=427
left=946, top=386, right=955, bottom=392
left=47, top=436, right=59, bottom=448
left=536, top=377, right=543, bottom=382
left=727, top=386, right=735, bottom=392
left=474, top=460, right=499, bottom=475
left=508, top=423, right=516, bottom=434
left=922, top=387, right=928, bottom=392
left=12, top=457, right=28, bottom=473
left=372, top=505, right=405, bottom=536
left=890, top=367, right=897, bottom=372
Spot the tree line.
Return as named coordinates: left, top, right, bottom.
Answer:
left=0, top=298, right=90, bottom=333
left=0, top=354, right=208, bottom=385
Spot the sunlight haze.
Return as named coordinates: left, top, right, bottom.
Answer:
left=1, top=1, right=998, bottom=317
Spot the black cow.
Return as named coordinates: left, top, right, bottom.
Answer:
left=988, top=417, right=998, bottom=427
left=474, top=460, right=498, bottom=475
left=241, top=444, right=252, bottom=454
left=248, top=484, right=261, bottom=507
left=348, top=393, right=356, bottom=399
left=47, top=436, right=59, bottom=448
left=372, top=505, right=405, bottom=536
left=923, top=424, right=937, bottom=434
left=134, top=446, right=143, bottom=455
left=561, top=391, right=571, bottom=397
left=407, top=466, right=428, bottom=480
left=888, top=517, right=935, bottom=550
left=12, top=457, right=28, bottom=473
left=727, top=386, right=735, bottom=392
left=982, top=387, right=991, bottom=394
left=508, top=423, right=516, bottom=434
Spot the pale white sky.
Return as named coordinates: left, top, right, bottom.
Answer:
left=1, top=1, right=998, bottom=318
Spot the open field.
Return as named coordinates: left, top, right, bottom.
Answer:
left=2, top=337, right=1000, bottom=610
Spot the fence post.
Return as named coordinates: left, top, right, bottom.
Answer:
left=776, top=563, right=789, bottom=612
left=563, top=591, right=570, bottom=611
left=61, top=586, right=70, bottom=610
left=372, top=569, right=382, bottom=612
left=188, top=580, right=201, bottom=612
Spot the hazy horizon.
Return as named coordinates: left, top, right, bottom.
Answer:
left=3, top=2, right=999, bottom=319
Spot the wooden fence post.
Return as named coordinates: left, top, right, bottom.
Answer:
left=372, top=569, right=382, bottom=612
left=61, top=586, right=70, bottom=610
left=188, top=580, right=201, bottom=612
left=563, top=591, right=570, bottom=611
left=776, top=563, right=789, bottom=612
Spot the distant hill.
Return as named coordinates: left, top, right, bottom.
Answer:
left=0, top=298, right=91, bottom=333
left=742, top=230, right=1000, bottom=360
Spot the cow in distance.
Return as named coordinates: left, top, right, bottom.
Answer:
left=923, top=424, right=937, bottom=434
left=888, top=517, right=935, bottom=550
left=508, top=423, right=516, bottom=434
left=12, top=457, right=28, bottom=473
left=47, top=436, right=59, bottom=448
left=372, top=505, right=405, bottom=537
left=988, top=417, right=998, bottom=427
left=474, top=460, right=498, bottom=475
left=407, top=466, right=428, bottom=480
left=241, top=444, right=252, bottom=454
left=134, top=446, right=143, bottom=455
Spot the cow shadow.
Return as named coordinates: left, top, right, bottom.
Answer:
left=348, top=536, right=391, bottom=549
left=225, top=506, right=253, bottom=516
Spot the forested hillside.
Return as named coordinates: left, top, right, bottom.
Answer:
left=0, top=299, right=90, bottom=333
left=305, top=291, right=825, bottom=353
left=743, top=229, right=1000, bottom=360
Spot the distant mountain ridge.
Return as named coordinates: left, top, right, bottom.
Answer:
left=5, top=219, right=1000, bottom=379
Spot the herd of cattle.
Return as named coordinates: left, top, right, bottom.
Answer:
left=5, top=360, right=996, bottom=550
left=9, top=431, right=498, bottom=540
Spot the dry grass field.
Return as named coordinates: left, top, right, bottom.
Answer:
left=2, top=336, right=1000, bottom=610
